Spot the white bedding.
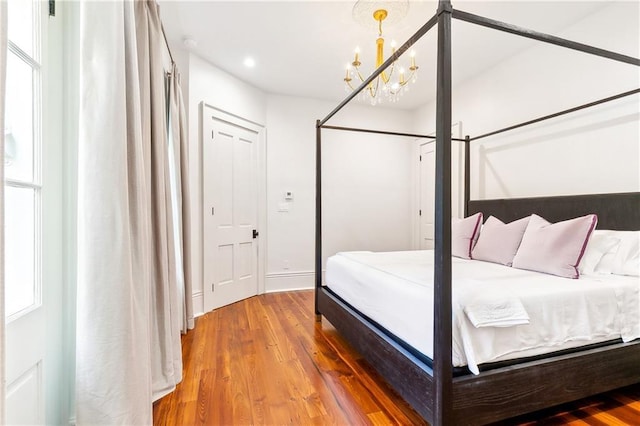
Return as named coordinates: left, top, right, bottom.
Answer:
left=325, top=250, right=640, bottom=374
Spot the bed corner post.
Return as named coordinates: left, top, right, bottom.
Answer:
left=315, top=119, right=322, bottom=319
left=464, top=135, right=470, bottom=217
left=434, top=0, right=454, bottom=425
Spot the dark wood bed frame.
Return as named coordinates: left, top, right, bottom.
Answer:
left=314, top=2, right=640, bottom=424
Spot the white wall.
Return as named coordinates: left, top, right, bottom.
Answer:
left=182, top=53, right=267, bottom=315
left=412, top=2, right=639, bottom=201
left=180, top=54, right=418, bottom=300
left=266, top=95, right=415, bottom=291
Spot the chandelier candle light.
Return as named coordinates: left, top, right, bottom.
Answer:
left=344, top=2, right=418, bottom=104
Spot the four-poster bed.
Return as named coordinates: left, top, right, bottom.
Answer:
left=314, top=1, right=640, bottom=424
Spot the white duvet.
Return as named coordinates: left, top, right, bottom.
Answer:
left=325, top=250, right=640, bottom=375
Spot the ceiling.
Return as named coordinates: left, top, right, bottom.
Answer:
left=159, top=1, right=614, bottom=110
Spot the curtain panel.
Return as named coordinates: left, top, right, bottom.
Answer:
left=168, top=64, right=194, bottom=332
left=0, top=2, right=8, bottom=423
left=134, top=0, right=183, bottom=403
left=77, top=1, right=185, bottom=422
left=77, top=1, right=153, bottom=423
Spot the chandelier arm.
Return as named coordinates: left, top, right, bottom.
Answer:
left=382, top=60, right=396, bottom=84
left=345, top=79, right=356, bottom=91
left=408, top=67, right=418, bottom=83
left=355, top=69, right=368, bottom=84
left=381, top=70, right=390, bottom=84
left=367, top=76, right=378, bottom=99
left=371, top=76, right=381, bottom=99
left=399, top=67, right=416, bottom=87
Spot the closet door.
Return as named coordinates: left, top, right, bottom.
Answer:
left=203, top=114, right=259, bottom=310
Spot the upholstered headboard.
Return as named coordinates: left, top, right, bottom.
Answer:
left=467, top=192, right=640, bottom=231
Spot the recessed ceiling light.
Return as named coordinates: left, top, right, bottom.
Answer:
left=243, top=57, right=256, bottom=68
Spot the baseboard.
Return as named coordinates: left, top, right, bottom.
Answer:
left=192, top=291, right=204, bottom=317
left=192, top=272, right=316, bottom=312
left=265, top=271, right=314, bottom=293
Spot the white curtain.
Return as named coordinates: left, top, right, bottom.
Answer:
left=134, top=0, right=183, bottom=402
left=0, top=2, right=7, bottom=423
left=168, top=64, right=194, bottom=332
left=76, top=1, right=183, bottom=423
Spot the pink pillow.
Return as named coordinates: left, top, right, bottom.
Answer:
left=472, top=215, right=530, bottom=266
left=452, top=213, right=483, bottom=259
left=512, top=214, right=598, bottom=279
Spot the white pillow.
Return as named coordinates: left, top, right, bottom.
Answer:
left=611, top=231, right=640, bottom=277
left=596, top=251, right=616, bottom=274
left=594, top=230, right=640, bottom=277
left=578, top=233, right=620, bottom=275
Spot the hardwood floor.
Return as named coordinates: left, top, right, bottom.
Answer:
left=154, top=290, right=640, bottom=425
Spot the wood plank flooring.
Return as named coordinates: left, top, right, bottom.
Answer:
left=153, top=290, right=640, bottom=425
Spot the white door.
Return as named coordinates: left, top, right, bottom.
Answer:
left=415, top=122, right=465, bottom=249
left=203, top=113, right=259, bottom=311
left=5, top=1, right=64, bottom=423
left=419, top=142, right=436, bottom=249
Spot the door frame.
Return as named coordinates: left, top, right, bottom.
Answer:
left=200, top=102, right=267, bottom=312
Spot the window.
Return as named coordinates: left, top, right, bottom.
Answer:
left=4, top=0, right=41, bottom=319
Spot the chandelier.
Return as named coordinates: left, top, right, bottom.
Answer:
left=343, top=2, right=418, bottom=105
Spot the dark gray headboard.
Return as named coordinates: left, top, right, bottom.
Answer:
left=467, top=192, right=640, bottom=230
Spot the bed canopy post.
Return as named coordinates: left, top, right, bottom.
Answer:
left=464, top=135, right=471, bottom=217
left=315, top=119, right=322, bottom=317
left=464, top=135, right=470, bottom=217
left=433, top=0, right=454, bottom=424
